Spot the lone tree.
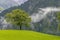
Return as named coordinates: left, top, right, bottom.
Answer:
left=5, top=9, right=31, bottom=30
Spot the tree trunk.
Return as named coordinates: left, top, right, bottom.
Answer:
left=20, top=26, right=22, bottom=30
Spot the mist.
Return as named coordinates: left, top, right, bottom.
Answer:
left=31, top=7, right=60, bottom=23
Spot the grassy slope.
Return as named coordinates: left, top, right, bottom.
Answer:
left=0, top=30, right=60, bottom=40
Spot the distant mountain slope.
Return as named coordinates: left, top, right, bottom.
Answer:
left=20, top=0, right=60, bottom=14
left=1, top=0, right=60, bottom=15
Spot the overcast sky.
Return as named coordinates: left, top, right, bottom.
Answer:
left=13, top=0, right=28, bottom=5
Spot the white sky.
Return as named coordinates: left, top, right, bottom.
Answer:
left=13, top=0, right=28, bottom=5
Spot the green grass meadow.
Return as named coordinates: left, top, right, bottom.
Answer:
left=0, top=30, right=60, bottom=40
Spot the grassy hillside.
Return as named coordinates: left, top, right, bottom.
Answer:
left=0, top=30, right=60, bottom=40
